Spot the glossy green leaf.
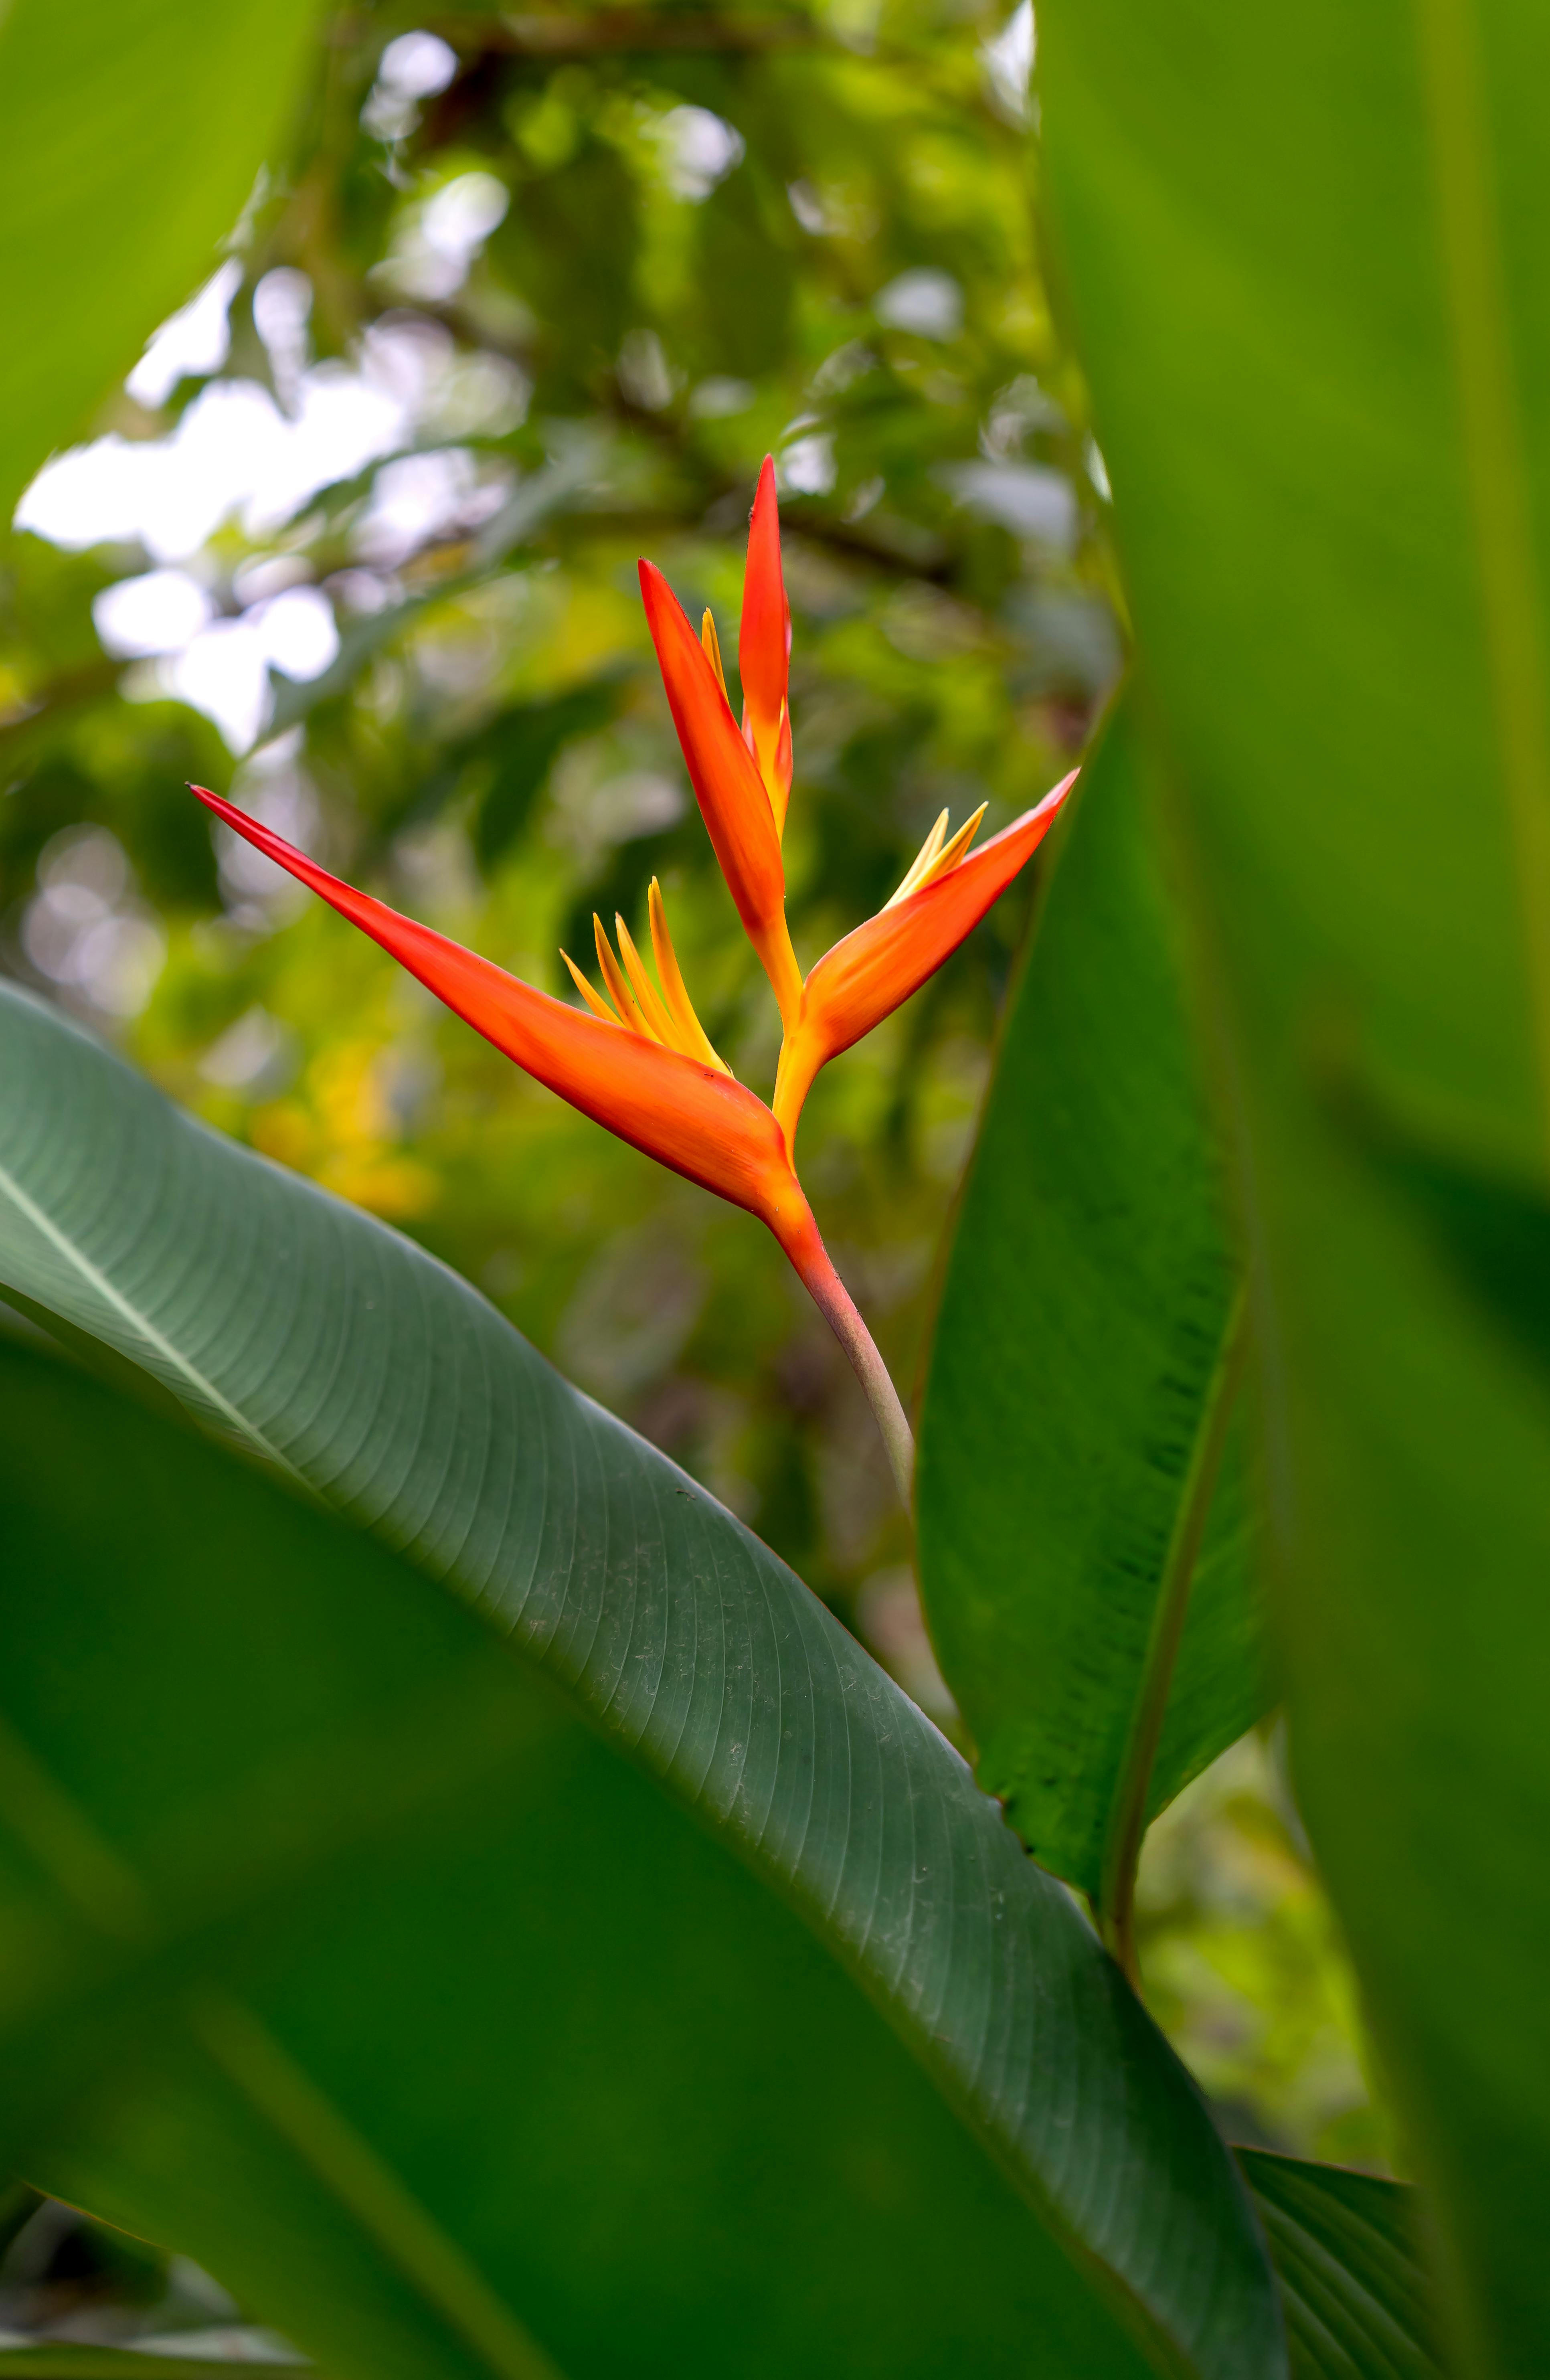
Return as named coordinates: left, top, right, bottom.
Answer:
left=918, top=703, right=1266, bottom=1934
left=1036, top=0, right=1550, bottom=2364
left=0, top=0, right=318, bottom=513
left=0, top=1336, right=1151, bottom=2380
left=1239, top=2152, right=1444, bottom=2380
left=0, top=982, right=1283, bottom=2380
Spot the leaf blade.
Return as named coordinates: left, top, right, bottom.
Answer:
left=1240, top=2151, right=1444, bottom=2380
left=0, top=1338, right=1149, bottom=2380
left=1035, top=0, right=1550, bottom=2360
left=917, top=703, right=1267, bottom=1921
left=0, top=980, right=1282, bottom=2380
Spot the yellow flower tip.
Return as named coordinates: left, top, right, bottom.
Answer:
left=561, top=948, right=619, bottom=1026
left=646, top=876, right=733, bottom=1076
left=883, top=802, right=989, bottom=910
left=922, top=800, right=989, bottom=887
left=593, top=912, right=661, bottom=1043
left=701, top=609, right=729, bottom=704
left=884, top=810, right=949, bottom=911
left=614, top=911, right=681, bottom=1049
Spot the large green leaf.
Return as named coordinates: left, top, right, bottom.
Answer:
left=917, top=702, right=1265, bottom=1952
left=1036, top=0, right=1550, bottom=2365
left=1239, top=2153, right=1444, bottom=2380
left=0, top=1335, right=1149, bottom=2380
left=0, top=0, right=318, bottom=513
left=0, top=982, right=1283, bottom=2380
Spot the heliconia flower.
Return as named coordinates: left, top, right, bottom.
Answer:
left=194, top=473, right=1077, bottom=1502
left=772, top=772, right=1077, bottom=1147
left=738, top=455, right=793, bottom=834
left=637, top=558, right=804, bottom=1031
left=189, top=785, right=915, bottom=1498
left=644, top=465, right=1075, bottom=1154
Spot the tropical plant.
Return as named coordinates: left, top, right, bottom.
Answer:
left=0, top=0, right=1540, bottom=2374
left=192, top=467, right=1074, bottom=1497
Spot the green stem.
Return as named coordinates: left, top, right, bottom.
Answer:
left=1098, top=1285, right=1248, bottom=1989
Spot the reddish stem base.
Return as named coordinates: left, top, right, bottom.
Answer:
left=786, top=1228, right=915, bottom=1509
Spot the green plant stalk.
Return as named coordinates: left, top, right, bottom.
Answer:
left=1098, top=1286, right=1248, bottom=1987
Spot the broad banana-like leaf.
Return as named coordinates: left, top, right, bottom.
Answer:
left=1038, top=0, right=1550, bottom=2363
left=0, top=983, right=1282, bottom=2379
left=1240, top=2151, right=1443, bottom=2380
left=0, top=1338, right=1155, bottom=2380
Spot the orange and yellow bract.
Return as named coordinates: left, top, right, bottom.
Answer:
left=737, top=456, right=793, bottom=833
left=192, top=455, right=1075, bottom=1498
left=772, top=782, right=1073, bottom=1144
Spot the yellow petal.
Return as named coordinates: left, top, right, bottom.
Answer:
left=648, top=878, right=731, bottom=1075
left=914, top=802, right=988, bottom=892
left=884, top=810, right=949, bottom=910
left=561, top=949, right=622, bottom=1026
left=615, top=912, right=681, bottom=1048
left=594, top=914, right=661, bottom=1042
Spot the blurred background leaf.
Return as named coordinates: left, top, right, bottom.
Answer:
left=1038, top=0, right=1550, bottom=2365
left=0, top=0, right=320, bottom=512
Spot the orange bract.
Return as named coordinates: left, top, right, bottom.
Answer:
left=738, top=455, right=793, bottom=834
left=638, top=559, right=803, bottom=1028
left=190, top=788, right=815, bottom=1260
left=773, top=774, right=1077, bottom=1147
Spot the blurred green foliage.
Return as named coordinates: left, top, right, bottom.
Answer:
left=0, top=0, right=1109, bottom=1609
left=0, top=0, right=1385, bottom=2177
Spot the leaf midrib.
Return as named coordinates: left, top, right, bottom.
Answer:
left=0, top=1154, right=300, bottom=1481
left=1413, top=0, right=1550, bottom=1150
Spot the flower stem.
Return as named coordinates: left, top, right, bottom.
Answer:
left=788, top=1230, right=915, bottom=1508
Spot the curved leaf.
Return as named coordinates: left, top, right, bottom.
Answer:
left=1239, top=2152, right=1443, bottom=2380
left=1037, top=0, right=1550, bottom=2362
left=918, top=703, right=1266, bottom=1937
left=0, top=1338, right=1148, bottom=2380
left=0, top=0, right=318, bottom=512
left=0, top=981, right=1282, bottom=2380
